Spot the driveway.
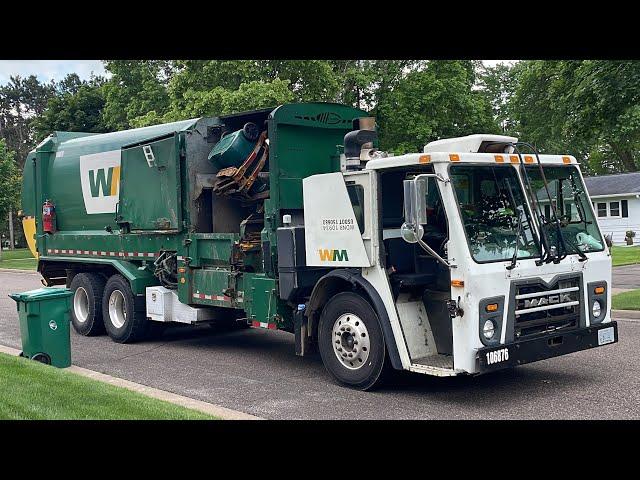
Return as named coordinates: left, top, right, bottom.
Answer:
left=613, top=264, right=640, bottom=293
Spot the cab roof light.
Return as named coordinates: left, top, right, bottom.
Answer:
left=451, top=279, right=464, bottom=288
left=509, top=155, right=520, bottom=164
left=486, top=303, right=499, bottom=312
left=562, top=156, right=572, bottom=164
left=594, top=286, right=605, bottom=294
left=449, top=153, right=460, bottom=162
left=419, top=154, right=431, bottom=164
left=494, top=155, right=505, bottom=163
left=524, top=155, right=535, bottom=164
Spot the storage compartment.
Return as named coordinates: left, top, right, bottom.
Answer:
left=277, top=226, right=327, bottom=301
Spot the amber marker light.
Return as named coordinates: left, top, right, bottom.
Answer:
left=419, top=155, right=431, bottom=164
left=594, top=286, right=605, bottom=294
left=486, top=303, right=499, bottom=312
left=562, top=156, right=572, bottom=164
left=449, top=154, right=460, bottom=162
left=510, top=155, right=520, bottom=163
left=451, top=279, right=464, bottom=288
left=494, top=155, right=505, bottom=163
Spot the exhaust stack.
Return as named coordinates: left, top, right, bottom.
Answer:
left=342, top=117, right=378, bottom=171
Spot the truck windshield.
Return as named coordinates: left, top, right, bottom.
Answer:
left=450, top=165, right=541, bottom=262
left=525, top=165, right=604, bottom=254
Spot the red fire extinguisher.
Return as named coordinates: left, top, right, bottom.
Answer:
left=42, top=199, right=56, bottom=234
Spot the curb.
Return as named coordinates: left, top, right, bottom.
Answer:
left=612, top=309, right=640, bottom=320
left=0, top=268, right=39, bottom=274
left=0, top=344, right=262, bottom=420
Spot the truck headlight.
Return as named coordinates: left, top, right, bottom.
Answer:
left=482, top=320, right=496, bottom=340
left=592, top=300, right=602, bottom=318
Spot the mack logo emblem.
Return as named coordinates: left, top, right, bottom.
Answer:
left=523, top=293, right=572, bottom=309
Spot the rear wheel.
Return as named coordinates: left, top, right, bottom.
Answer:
left=69, top=273, right=106, bottom=336
left=102, top=274, right=149, bottom=343
left=318, top=292, right=388, bottom=391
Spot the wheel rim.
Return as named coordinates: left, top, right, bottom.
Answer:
left=332, top=313, right=371, bottom=370
left=108, top=290, right=127, bottom=329
left=73, top=287, right=90, bottom=324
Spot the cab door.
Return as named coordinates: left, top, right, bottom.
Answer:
left=118, top=133, right=183, bottom=232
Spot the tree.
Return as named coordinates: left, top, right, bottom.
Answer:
left=33, top=74, right=108, bottom=139
left=0, top=75, right=56, bottom=168
left=0, top=139, right=21, bottom=243
left=101, top=60, right=173, bottom=130
left=507, top=60, right=640, bottom=173
left=375, top=60, right=498, bottom=153
left=477, top=62, right=519, bottom=134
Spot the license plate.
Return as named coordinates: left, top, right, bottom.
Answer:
left=598, top=326, right=615, bottom=346
left=484, top=347, right=510, bottom=366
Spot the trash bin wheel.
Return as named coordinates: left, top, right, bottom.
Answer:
left=31, top=353, right=51, bottom=365
left=70, top=273, right=106, bottom=336
left=103, top=274, right=149, bottom=343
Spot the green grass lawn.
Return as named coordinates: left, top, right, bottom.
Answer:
left=611, top=245, right=640, bottom=267
left=612, top=289, right=640, bottom=311
left=0, top=248, right=37, bottom=270
left=0, top=352, right=216, bottom=420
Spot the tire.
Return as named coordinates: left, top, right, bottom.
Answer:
left=32, top=353, right=51, bottom=365
left=318, top=292, right=388, bottom=391
left=70, top=272, right=106, bottom=336
left=102, top=274, right=149, bottom=343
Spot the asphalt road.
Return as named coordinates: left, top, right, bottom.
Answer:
left=613, top=265, right=640, bottom=289
left=1, top=269, right=638, bottom=420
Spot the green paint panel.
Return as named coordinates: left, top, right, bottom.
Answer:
left=39, top=119, right=198, bottom=232
left=191, top=268, right=240, bottom=308
left=188, top=233, right=238, bottom=268
left=119, top=134, right=183, bottom=232
left=243, top=275, right=279, bottom=324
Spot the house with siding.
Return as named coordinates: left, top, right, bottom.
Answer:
left=584, top=172, right=640, bottom=245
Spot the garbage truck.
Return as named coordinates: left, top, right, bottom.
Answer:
left=19, top=102, right=618, bottom=390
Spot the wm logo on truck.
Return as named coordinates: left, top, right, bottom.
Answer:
left=318, top=249, right=349, bottom=262
left=89, top=166, right=120, bottom=197
left=79, top=150, right=121, bottom=214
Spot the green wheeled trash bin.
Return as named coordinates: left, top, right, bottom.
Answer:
left=9, top=287, right=74, bottom=368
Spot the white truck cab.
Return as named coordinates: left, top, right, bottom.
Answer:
left=302, top=133, right=617, bottom=389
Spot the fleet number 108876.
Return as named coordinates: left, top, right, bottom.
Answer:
left=486, top=348, right=509, bottom=365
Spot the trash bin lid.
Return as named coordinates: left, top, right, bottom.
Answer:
left=9, top=287, right=74, bottom=303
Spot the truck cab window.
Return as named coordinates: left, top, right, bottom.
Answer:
left=347, top=184, right=365, bottom=234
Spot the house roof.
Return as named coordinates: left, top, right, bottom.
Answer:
left=583, top=172, right=640, bottom=197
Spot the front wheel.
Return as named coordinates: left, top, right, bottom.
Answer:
left=102, top=275, right=149, bottom=343
left=318, top=292, right=388, bottom=391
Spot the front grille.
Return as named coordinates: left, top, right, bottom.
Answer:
left=513, top=276, right=582, bottom=339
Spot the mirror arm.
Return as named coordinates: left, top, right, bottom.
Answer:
left=415, top=233, right=452, bottom=268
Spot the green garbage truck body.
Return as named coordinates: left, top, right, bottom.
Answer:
left=21, top=102, right=618, bottom=390
left=21, top=103, right=364, bottom=328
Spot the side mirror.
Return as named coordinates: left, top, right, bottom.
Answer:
left=401, top=176, right=429, bottom=243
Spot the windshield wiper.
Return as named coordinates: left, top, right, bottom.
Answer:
left=521, top=142, right=568, bottom=263
left=513, top=144, right=553, bottom=265
left=506, top=211, right=524, bottom=270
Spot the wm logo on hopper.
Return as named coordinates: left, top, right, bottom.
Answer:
left=89, top=166, right=120, bottom=198
left=318, top=249, right=349, bottom=262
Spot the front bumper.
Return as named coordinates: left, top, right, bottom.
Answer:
left=476, top=321, right=618, bottom=373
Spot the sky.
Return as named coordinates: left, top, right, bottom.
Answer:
left=0, top=60, right=517, bottom=86
left=0, top=60, right=107, bottom=85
